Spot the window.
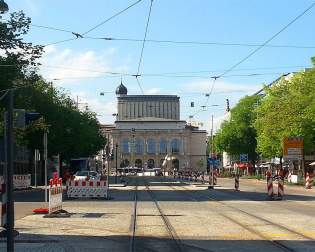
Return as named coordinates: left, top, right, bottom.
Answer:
left=135, top=138, right=144, bottom=154
left=147, top=138, right=156, bottom=154
left=147, top=159, right=155, bottom=169
left=171, top=139, right=181, bottom=153
left=160, top=138, right=167, bottom=154
left=121, top=138, right=130, bottom=154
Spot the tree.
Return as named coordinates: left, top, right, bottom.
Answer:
left=1, top=11, right=106, bottom=162
left=254, top=60, right=315, bottom=158
left=215, top=95, right=260, bottom=164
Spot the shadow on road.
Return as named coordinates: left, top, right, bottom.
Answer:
left=0, top=233, right=314, bottom=252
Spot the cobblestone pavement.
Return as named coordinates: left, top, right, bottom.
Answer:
left=1, top=176, right=314, bottom=251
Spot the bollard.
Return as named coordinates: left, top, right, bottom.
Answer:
left=234, top=174, right=240, bottom=191
left=305, top=172, right=313, bottom=189
left=213, top=170, right=217, bottom=185
left=266, top=171, right=274, bottom=199
left=277, top=169, right=285, bottom=199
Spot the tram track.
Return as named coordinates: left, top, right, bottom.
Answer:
left=145, top=184, right=186, bottom=252
left=169, top=184, right=315, bottom=252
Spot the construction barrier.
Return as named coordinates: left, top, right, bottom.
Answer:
left=234, top=174, right=240, bottom=191
left=278, top=176, right=284, bottom=199
left=266, top=171, right=273, bottom=199
left=305, top=172, right=313, bottom=189
left=213, top=171, right=217, bottom=185
left=49, top=178, right=63, bottom=214
left=0, top=177, right=6, bottom=227
left=67, top=180, right=107, bottom=198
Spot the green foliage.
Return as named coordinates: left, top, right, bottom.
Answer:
left=215, top=95, right=260, bottom=162
left=0, top=11, right=106, bottom=161
left=254, top=64, right=315, bottom=157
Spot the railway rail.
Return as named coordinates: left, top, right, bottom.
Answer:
left=169, top=183, right=315, bottom=252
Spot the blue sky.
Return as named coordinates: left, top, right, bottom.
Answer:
left=5, top=0, right=315, bottom=132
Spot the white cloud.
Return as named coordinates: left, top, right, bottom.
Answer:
left=40, top=45, right=122, bottom=85
left=146, top=88, right=161, bottom=94
left=183, top=79, right=262, bottom=95
left=70, top=91, right=117, bottom=124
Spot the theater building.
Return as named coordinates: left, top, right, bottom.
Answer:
left=102, top=82, right=207, bottom=173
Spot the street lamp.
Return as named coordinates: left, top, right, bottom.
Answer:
left=0, top=0, right=9, bottom=14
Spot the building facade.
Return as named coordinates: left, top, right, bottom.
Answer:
left=102, top=82, right=207, bottom=173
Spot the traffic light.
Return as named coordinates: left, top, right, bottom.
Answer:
left=190, top=102, right=194, bottom=107
left=226, top=99, right=230, bottom=112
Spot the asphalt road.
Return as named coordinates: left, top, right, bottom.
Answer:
left=5, top=176, right=315, bottom=252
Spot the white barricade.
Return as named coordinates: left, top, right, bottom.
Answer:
left=13, top=174, right=31, bottom=189
left=67, top=180, right=107, bottom=198
left=49, top=178, right=63, bottom=214
left=289, top=175, right=298, bottom=184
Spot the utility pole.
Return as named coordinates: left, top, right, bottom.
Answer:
left=208, top=115, right=214, bottom=189
left=5, top=90, right=15, bottom=251
left=43, top=131, right=48, bottom=202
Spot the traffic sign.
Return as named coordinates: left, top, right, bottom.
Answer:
left=283, top=137, right=303, bottom=160
left=240, top=154, right=248, bottom=162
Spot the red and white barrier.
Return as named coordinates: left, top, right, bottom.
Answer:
left=213, top=171, right=217, bottom=185
left=49, top=178, right=63, bottom=214
left=67, top=180, right=107, bottom=198
left=305, top=172, right=313, bottom=189
left=0, top=177, right=6, bottom=227
left=266, top=171, right=273, bottom=199
left=278, top=177, right=284, bottom=199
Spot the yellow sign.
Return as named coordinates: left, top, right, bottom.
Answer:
left=283, top=137, right=303, bottom=160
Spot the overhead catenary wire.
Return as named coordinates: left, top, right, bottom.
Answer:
left=218, top=2, right=315, bottom=78
left=42, top=0, right=144, bottom=47
left=82, top=0, right=143, bottom=36
left=135, top=0, right=154, bottom=94
left=82, top=35, right=315, bottom=49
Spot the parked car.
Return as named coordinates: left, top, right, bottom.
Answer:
left=74, top=171, right=101, bottom=181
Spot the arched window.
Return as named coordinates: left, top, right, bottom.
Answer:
left=135, top=138, right=144, bottom=155
left=147, top=138, right=156, bottom=154
left=172, top=159, right=179, bottom=170
left=121, top=138, right=130, bottom=154
left=147, top=159, right=155, bottom=169
left=120, top=159, right=130, bottom=168
left=171, top=139, right=181, bottom=153
left=135, top=159, right=142, bottom=168
left=159, top=138, right=167, bottom=154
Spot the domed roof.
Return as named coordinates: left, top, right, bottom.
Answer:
left=115, top=81, right=127, bottom=95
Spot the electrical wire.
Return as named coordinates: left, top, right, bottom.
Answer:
left=219, top=2, right=315, bottom=78
left=82, top=0, right=143, bottom=36
left=83, top=35, right=315, bottom=49
left=135, top=0, right=154, bottom=94
left=0, top=63, right=308, bottom=75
